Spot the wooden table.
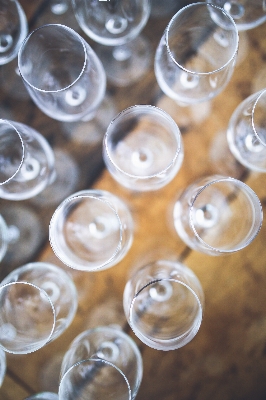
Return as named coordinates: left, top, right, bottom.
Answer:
left=1, top=1, right=266, bottom=399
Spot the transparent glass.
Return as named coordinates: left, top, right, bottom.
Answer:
left=0, top=262, right=78, bottom=354
left=18, top=24, right=106, bottom=122
left=49, top=190, right=133, bottom=271
left=24, top=393, right=59, bottom=400
left=0, top=0, right=28, bottom=65
left=72, top=0, right=151, bottom=86
left=59, top=326, right=143, bottom=400
left=123, top=260, right=204, bottom=351
left=154, top=2, right=239, bottom=105
left=0, top=119, right=55, bottom=200
left=227, top=89, right=266, bottom=172
left=103, top=105, right=184, bottom=191
left=0, top=348, right=6, bottom=387
left=173, top=175, right=263, bottom=255
left=206, top=0, right=266, bottom=31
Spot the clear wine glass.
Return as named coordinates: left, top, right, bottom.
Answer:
left=24, top=393, right=59, bottom=400
left=206, top=0, right=266, bottom=31
left=0, top=0, right=28, bottom=66
left=173, top=175, right=263, bottom=255
left=0, top=262, right=78, bottom=354
left=59, top=326, right=143, bottom=400
left=18, top=24, right=106, bottom=122
left=0, top=119, right=55, bottom=201
left=103, top=105, right=184, bottom=191
left=123, top=259, right=204, bottom=351
left=49, top=189, right=133, bottom=272
left=0, top=348, right=6, bottom=387
left=71, top=0, right=151, bottom=86
left=154, top=2, right=239, bottom=105
left=227, top=88, right=266, bottom=172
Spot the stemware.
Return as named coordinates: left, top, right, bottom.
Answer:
left=173, top=175, right=263, bottom=255
left=49, top=189, right=133, bottom=271
left=0, top=119, right=55, bottom=201
left=59, top=326, right=143, bottom=400
left=154, top=2, right=239, bottom=106
left=0, top=262, right=78, bottom=354
left=0, top=0, right=28, bottom=66
left=227, top=88, right=266, bottom=172
left=103, top=105, right=184, bottom=191
left=123, top=259, right=204, bottom=351
left=25, top=394, right=59, bottom=400
left=72, top=0, right=151, bottom=86
left=0, top=348, right=6, bottom=387
left=18, top=24, right=106, bottom=122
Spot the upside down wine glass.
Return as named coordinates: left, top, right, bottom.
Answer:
left=18, top=24, right=106, bottom=122
left=0, top=262, right=77, bottom=354
left=123, top=259, right=204, bottom=351
left=103, top=105, right=184, bottom=191
left=59, top=326, right=143, bottom=400
left=173, top=175, right=263, bottom=255
left=49, top=190, right=133, bottom=271
left=154, top=2, right=239, bottom=123
left=72, top=0, right=151, bottom=86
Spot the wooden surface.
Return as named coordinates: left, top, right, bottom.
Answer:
left=1, top=1, right=266, bottom=399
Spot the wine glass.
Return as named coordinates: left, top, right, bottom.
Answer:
left=49, top=189, right=133, bottom=271
left=0, top=348, right=6, bottom=387
left=0, top=119, right=55, bottom=201
left=18, top=24, right=106, bottom=122
left=71, top=0, right=151, bottom=86
left=123, top=259, right=204, bottom=351
left=59, top=326, right=143, bottom=400
left=103, top=105, right=184, bottom=191
left=0, top=262, right=78, bottom=354
left=0, top=0, right=28, bottom=66
left=227, top=88, right=266, bottom=172
left=173, top=175, right=263, bottom=255
left=206, top=0, right=266, bottom=31
left=24, top=393, right=59, bottom=400
left=154, top=3, right=239, bottom=106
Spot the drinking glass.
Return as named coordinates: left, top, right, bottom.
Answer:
left=154, top=2, right=239, bottom=105
left=0, top=119, right=55, bottom=200
left=0, top=348, right=6, bottom=387
left=59, top=326, right=143, bottom=400
left=123, top=259, right=204, bottom=351
left=206, top=0, right=266, bottom=31
left=103, top=105, right=184, bottom=191
left=18, top=24, right=106, bottom=122
left=173, top=175, right=263, bottom=255
left=25, top=394, right=59, bottom=400
left=0, top=0, right=28, bottom=65
left=227, top=88, right=266, bottom=172
left=0, top=262, right=78, bottom=354
left=72, top=0, right=151, bottom=86
left=49, top=190, right=133, bottom=271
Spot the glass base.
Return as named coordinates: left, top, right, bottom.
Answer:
left=95, top=36, right=151, bottom=87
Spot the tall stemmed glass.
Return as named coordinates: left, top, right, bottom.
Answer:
left=49, top=190, right=133, bottom=272
left=0, top=348, right=6, bottom=387
left=0, top=262, right=78, bottom=354
left=103, top=105, right=184, bottom=191
left=72, top=0, right=151, bottom=86
left=123, top=259, right=204, bottom=351
left=18, top=24, right=106, bottom=122
left=0, top=119, right=55, bottom=201
left=227, top=88, right=266, bottom=172
left=59, top=326, right=143, bottom=400
left=173, top=175, right=263, bottom=255
left=154, top=2, right=238, bottom=123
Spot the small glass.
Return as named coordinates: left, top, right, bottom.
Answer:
left=123, top=260, right=204, bottom=351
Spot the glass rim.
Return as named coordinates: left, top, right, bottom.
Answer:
left=18, top=23, right=88, bottom=94
left=59, top=357, right=132, bottom=400
left=165, top=2, right=239, bottom=76
left=252, top=88, right=266, bottom=146
left=0, top=281, right=56, bottom=354
left=104, top=105, right=182, bottom=180
left=189, top=176, right=263, bottom=253
left=128, top=277, right=203, bottom=349
left=0, top=119, right=25, bottom=185
left=49, top=191, right=124, bottom=271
